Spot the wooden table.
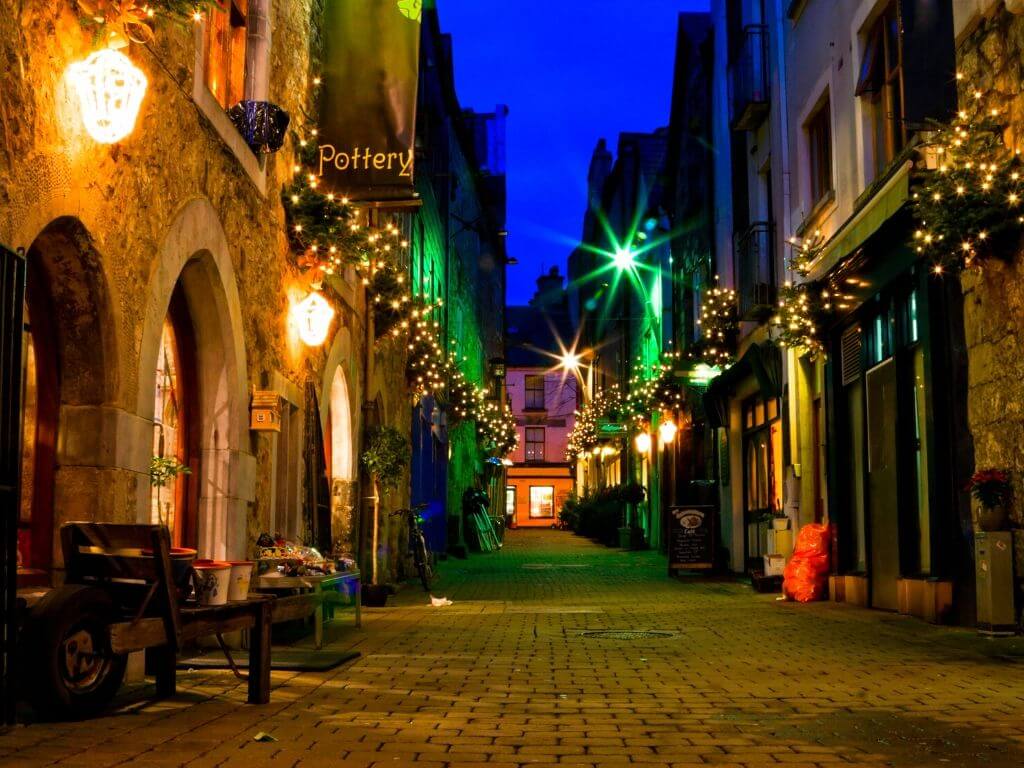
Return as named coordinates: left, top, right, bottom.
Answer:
left=255, top=570, right=361, bottom=649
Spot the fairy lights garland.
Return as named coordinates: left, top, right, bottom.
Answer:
left=692, top=281, right=738, bottom=366
left=282, top=90, right=517, bottom=457
left=912, top=81, right=1024, bottom=273
left=566, top=353, right=687, bottom=459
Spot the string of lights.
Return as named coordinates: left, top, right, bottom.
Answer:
left=912, top=79, right=1024, bottom=274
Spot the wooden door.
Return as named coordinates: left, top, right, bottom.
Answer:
left=867, top=359, right=900, bottom=610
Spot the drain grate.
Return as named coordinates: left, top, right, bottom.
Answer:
left=579, top=629, right=678, bottom=640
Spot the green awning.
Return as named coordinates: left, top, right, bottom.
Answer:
left=808, top=160, right=912, bottom=281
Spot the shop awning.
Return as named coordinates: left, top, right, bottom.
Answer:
left=703, top=341, right=782, bottom=429
left=807, top=160, right=912, bottom=282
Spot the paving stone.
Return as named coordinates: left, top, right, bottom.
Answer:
left=7, top=531, right=1024, bottom=767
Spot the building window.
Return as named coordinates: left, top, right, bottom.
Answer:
left=204, top=0, right=248, bottom=110
left=525, top=427, right=545, bottom=463
left=806, top=97, right=833, bottom=208
left=856, top=2, right=904, bottom=180
left=529, top=486, right=555, bottom=518
left=505, top=486, right=516, bottom=518
left=525, top=374, right=545, bottom=410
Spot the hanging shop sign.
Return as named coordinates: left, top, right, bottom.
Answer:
left=317, top=0, right=422, bottom=201
left=667, top=505, right=715, bottom=573
left=597, top=420, right=626, bottom=436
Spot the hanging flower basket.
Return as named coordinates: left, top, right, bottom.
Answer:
left=228, top=100, right=290, bottom=154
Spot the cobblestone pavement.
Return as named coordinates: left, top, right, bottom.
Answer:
left=5, top=529, right=1024, bottom=768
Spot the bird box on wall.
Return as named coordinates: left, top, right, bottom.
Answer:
left=250, top=390, right=281, bottom=432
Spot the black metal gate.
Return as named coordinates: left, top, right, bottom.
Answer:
left=0, top=245, right=25, bottom=725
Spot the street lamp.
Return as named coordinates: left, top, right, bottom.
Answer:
left=612, top=246, right=635, bottom=271
left=558, top=351, right=582, bottom=372
left=634, top=432, right=652, bottom=454
left=658, top=419, right=678, bottom=446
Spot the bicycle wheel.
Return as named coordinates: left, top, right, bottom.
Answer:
left=415, top=534, right=433, bottom=591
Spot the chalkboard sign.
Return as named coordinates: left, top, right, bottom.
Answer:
left=667, top=505, right=716, bottom=572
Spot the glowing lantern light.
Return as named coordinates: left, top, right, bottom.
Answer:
left=658, top=419, right=678, bottom=446
left=68, top=48, right=148, bottom=144
left=292, top=290, right=335, bottom=346
left=634, top=432, right=652, bottom=454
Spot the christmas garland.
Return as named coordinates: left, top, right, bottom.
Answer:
left=691, top=282, right=737, bottom=366
left=912, top=86, right=1024, bottom=273
left=771, top=281, right=830, bottom=360
left=282, top=93, right=517, bottom=457
left=75, top=0, right=221, bottom=46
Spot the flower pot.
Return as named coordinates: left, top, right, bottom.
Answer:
left=226, top=561, right=254, bottom=601
left=976, top=504, right=1008, bottom=532
left=771, top=517, right=790, bottom=531
left=362, top=583, right=391, bottom=607
left=142, top=546, right=196, bottom=594
left=193, top=560, right=232, bottom=606
left=227, top=100, right=290, bottom=153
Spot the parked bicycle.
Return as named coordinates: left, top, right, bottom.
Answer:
left=391, top=503, right=434, bottom=591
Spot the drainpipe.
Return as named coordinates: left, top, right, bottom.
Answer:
left=244, top=0, right=270, bottom=101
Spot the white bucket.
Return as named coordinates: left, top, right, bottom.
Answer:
left=227, top=561, right=254, bottom=601
left=193, top=561, right=232, bottom=606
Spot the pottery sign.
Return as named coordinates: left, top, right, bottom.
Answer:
left=317, top=0, right=422, bottom=201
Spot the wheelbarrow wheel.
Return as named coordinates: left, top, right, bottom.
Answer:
left=22, top=585, right=127, bottom=720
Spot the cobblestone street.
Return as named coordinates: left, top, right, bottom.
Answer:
left=6, top=530, right=1024, bottom=768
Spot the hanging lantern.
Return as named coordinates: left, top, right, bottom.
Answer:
left=292, top=290, right=335, bottom=346
left=68, top=48, right=147, bottom=144
left=634, top=432, right=652, bottom=454
left=658, top=419, right=678, bottom=446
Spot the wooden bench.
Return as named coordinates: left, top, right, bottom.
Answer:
left=60, top=523, right=306, bottom=705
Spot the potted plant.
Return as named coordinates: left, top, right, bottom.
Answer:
left=360, top=426, right=408, bottom=606
left=967, top=468, right=1011, bottom=532
left=765, top=508, right=789, bottom=531
left=149, top=455, right=195, bottom=590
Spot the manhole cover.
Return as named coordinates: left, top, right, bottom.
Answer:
left=579, top=629, right=678, bottom=640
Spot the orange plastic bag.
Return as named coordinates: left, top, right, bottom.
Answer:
left=782, top=523, right=831, bottom=602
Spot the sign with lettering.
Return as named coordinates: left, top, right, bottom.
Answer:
left=667, top=505, right=716, bottom=572
left=318, top=0, right=422, bottom=200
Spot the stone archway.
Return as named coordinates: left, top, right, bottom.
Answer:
left=22, top=217, right=122, bottom=570
left=322, top=326, right=360, bottom=554
left=137, top=199, right=253, bottom=560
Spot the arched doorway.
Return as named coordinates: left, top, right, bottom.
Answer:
left=17, top=258, right=58, bottom=579
left=327, top=366, right=355, bottom=552
left=18, top=217, right=116, bottom=579
left=137, top=199, right=251, bottom=561
left=150, top=283, right=200, bottom=548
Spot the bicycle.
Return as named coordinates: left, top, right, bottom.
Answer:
left=391, top=502, right=434, bottom=591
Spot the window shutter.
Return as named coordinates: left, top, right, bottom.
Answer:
left=841, top=326, right=862, bottom=386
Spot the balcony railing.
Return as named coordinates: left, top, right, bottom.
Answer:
left=734, top=221, right=775, bottom=320
left=729, top=25, right=769, bottom=131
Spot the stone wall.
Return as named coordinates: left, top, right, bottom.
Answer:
left=957, top=2, right=1024, bottom=519
left=0, top=2, right=409, bottom=572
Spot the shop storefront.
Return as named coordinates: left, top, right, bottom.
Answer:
left=705, top=340, right=784, bottom=573
left=822, top=214, right=973, bottom=621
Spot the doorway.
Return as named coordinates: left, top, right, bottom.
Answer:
left=867, top=359, right=900, bottom=610
left=151, top=283, right=200, bottom=548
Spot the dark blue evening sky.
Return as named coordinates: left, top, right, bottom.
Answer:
left=437, top=0, right=709, bottom=304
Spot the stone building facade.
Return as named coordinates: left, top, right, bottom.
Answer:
left=0, top=1, right=432, bottom=584
left=956, top=1, right=1024, bottom=522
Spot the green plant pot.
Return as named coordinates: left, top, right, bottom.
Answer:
left=362, top=583, right=392, bottom=607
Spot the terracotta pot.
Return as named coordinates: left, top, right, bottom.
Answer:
left=976, top=504, right=1008, bottom=533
